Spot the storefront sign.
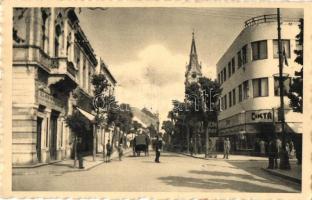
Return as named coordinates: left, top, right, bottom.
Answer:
left=246, top=110, right=273, bottom=123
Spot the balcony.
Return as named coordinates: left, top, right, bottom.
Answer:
left=244, top=14, right=299, bottom=28
left=13, top=45, right=78, bottom=83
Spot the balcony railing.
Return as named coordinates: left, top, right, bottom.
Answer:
left=13, top=45, right=77, bottom=80
left=244, top=14, right=299, bottom=28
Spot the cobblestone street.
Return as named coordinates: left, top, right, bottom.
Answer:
left=13, top=151, right=300, bottom=192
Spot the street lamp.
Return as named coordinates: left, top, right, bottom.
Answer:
left=276, top=8, right=290, bottom=170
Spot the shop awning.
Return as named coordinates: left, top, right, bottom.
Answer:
left=77, top=107, right=95, bottom=123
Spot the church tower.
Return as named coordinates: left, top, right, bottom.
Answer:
left=185, top=32, right=202, bottom=86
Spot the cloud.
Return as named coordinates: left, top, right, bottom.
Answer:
left=110, top=44, right=215, bottom=123
left=110, top=44, right=186, bottom=121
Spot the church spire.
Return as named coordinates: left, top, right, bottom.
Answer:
left=185, top=31, right=202, bottom=86
left=190, top=31, right=197, bottom=56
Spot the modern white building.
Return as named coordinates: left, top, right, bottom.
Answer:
left=216, top=15, right=302, bottom=154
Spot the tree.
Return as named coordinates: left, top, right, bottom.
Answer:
left=65, top=110, right=91, bottom=167
left=161, top=120, right=175, bottom=145
left=183, top=77, right=221, bottom=156
left=91, top=73, right=110, bottom=160
left=288, top=18, right=303, bottom=113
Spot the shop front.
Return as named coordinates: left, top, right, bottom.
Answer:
left=218, top=109, right=302, bottom=155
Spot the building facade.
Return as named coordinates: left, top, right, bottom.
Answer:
left=13, top=8, right=99, bottom=165
left=216, top=15, right=302, bottom=154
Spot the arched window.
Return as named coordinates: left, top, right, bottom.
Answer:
left=41, top=8, right=50, bottom=53
left=54, top=24, right=62, bottom=57
left=54, top=11, right=64, bottom=57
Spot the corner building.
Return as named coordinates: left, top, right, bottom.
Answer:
left=216, top=15, right=302, bottom=154
left=13, top=8, right=98, bottom=165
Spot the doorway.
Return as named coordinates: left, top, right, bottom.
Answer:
left=50, top=112, right=59, bottom=160
left=36, top=117, right=43, bottom=162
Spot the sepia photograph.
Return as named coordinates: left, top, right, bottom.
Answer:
left=10, top=5, right=306, bottom=195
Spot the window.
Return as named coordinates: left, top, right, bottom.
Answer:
left=242, top=45, right=248, bottom=64
left=224, top=68, right=227, bottom=81
left=228, top=62, right=232, bottom=78
left=237, top=51, right=242, bottom=68
left=243, top=80, right=249, bottom=99
left=232, top=88, right=236, bottom=106
left=218, top=73, right=221, bottom=84
left=229, top=91, right=232, bottom=107
left=238, top=84, right=243, bottom=102
left=83, top=56, right=87, bottom=89
left=41, top=8, right=50, bottom=53
left=224, top=94, right=227, bottom=110
left=252, top=78, right=269, bottom=97
left=273, top=40, right=290, bottom=58
left=231, top=58, right=235, bottom=74
left=274, top=77, right=291, bottom=96
left=251, top=40, right=267, bottom=60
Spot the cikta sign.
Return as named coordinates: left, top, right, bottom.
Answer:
left=246, top=110, right=273, bottom=123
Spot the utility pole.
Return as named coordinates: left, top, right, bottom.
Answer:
left=277, top=8, right=291, bottom=170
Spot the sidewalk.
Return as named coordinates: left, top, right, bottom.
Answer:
left=176, top=151, right=301, bottom=184
left=13, top=148, right=132, bottom=176
left=261, top=161, right=301, bottom=184
left=179, top=152, right=268, bottom=161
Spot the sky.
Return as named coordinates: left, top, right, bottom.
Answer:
left=77, top=8, right=303, bottom=123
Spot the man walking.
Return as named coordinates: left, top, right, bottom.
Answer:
left=155, top=136, right=162, bottom=163
left=77, top=137, right=84, bottom=169
left=106, top=140, right=112, bottom=163
left=268, top=137, right=278, bottom=169
left=223, top=137, right=231, bottom=159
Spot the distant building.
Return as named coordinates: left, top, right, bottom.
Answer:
left=216, top=15, right=302, bottom=153
left=12, top=8, right=101, bottom=165
left=185, top=32, right=202, bottom=86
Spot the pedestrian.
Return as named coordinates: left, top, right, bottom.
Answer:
left=267, top=137, right=278, bottom=169
left=223, top=137, right=231, bottom=159
left=276, top=138, right=282, bottom=158
left=76, top=137, right=84, bottom=169
left=106, top=140, right=112, bottom=162
left=155, top=135, right=162, bottom=163
left=117, top=143, right=123, bottom=161
left=260, top=140, right=266, bottom=156
left=189, top=139, right=194, bottom=156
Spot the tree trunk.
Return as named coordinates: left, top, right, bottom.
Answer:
left=74, top=136, right=77, bottom=168
left=205, top=125, right=209, bottom=158
left=93, top=124, right=96, bottom=161
left=102, top=127, right=106, bottom=159
left=186, top=124, right=190, bottom=153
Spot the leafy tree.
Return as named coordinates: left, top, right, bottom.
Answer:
left=147, top=124, right=157, bottom=138
left=288, top=18, right=303, bottom=113
left=65, top=110, right=91, bottom=167
left=161, top=120, right=175, bottom=144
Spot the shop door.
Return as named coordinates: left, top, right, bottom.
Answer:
left=50, top=114, right=58, bottom=160
left=36, top=117, right=43, bottom=162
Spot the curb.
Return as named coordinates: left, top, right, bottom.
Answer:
left=13, top=160, right=63, bottom=169
left=173, top=151, right=268, bottom=162
left=261, top=168, right=301, bottom=184
left=63, top=148, right=133, bottom=173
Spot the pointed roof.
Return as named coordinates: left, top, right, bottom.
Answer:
left=188, top=31, right=200, bottom=70
left=190, top=31, right=197, bottom=55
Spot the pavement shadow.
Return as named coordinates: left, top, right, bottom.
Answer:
left=189, top=170, right=267, bottom=183
left=158, top=176, right=298, bottom=193
left=226, top=160, right=301, bottom=188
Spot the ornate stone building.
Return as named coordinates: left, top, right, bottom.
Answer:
left=12, top=8, right=99, bottom=165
